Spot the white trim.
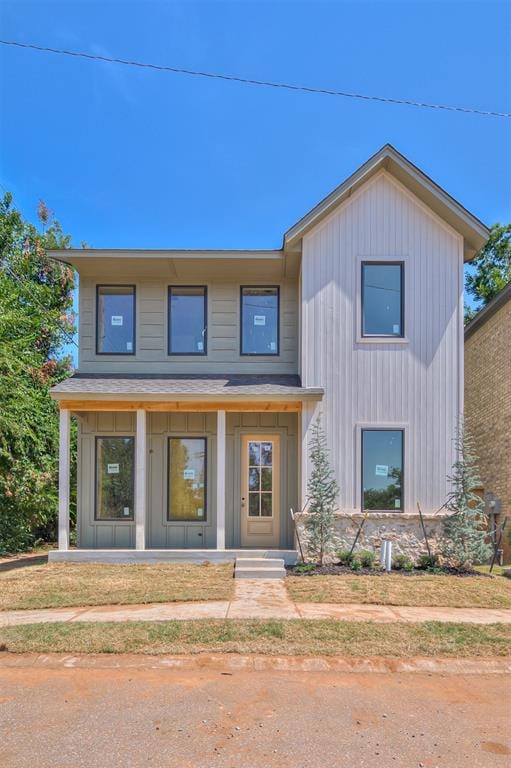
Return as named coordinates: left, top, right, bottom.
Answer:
left=216, top=410, right=226, bottom=549
left=135, top=409, right=147, bottom=550
left=355, top=422, right=409, bottom=513
left=58, top=409, right=71, bottom=550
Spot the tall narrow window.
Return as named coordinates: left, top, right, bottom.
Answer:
left=362, top=263, right=403, bottom=337
left=241, top=286, right=279, bottom=355
left=96, top=285, right=135, bottom=354
left=168, top=438, right=207, bottom=521
left=169, top=287, right=207, bottom=355
left=362, top=430, right=403, bottom=512
left=95, top=437, right=134, bottom=520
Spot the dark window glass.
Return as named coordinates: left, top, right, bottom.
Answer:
left=362, top=264, right=403, bottom=337
left=169, top=287, right=207, bottom=354
left=97, top=286, right=135, bottom=354
left=168, top=438, right=206, bottom=521
left=241, top=287, right=279, bottom=355
left=362, top=430, right=403, bottom=511
left=95, top=437, right=134, bottom=520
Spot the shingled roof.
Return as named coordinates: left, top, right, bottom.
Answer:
left=51, top=374, right=323, bottom=399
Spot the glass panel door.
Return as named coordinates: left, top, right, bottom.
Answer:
left=248, top=441, right=274, bottom=517
left=241, top=434, right=280, bottom=547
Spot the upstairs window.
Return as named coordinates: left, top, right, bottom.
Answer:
left=241, top=286, right=279, bottom=355
left=96, top=285, right=135, bottom=354
left=362, top=263, right=404, bottom=337
left=362, top=429, right=403, bottom=512
left=168, top=286, right=207, bottom=355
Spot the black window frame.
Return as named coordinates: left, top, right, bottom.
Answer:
left=95, top=284, right=137, bottom=356
left=361, top=428, right=404, bottom=513
left=361, top=262, right=404, bottom=338
left=94, top=435, right=135, bottom=522
left=167, top=436, right=208, bottom=523
left=240, top=285, right=280, bottom=356
left=168, top=285, right=208, bottom=356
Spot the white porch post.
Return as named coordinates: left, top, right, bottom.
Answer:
left=58, top=408, right=71, bottom=550
left=216, top=410, right=226, bottom=550
left=135, top=409, right=147, bottom=550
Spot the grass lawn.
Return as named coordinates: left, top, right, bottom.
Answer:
left=0, top=563, right=234, bottom=611
left=286, top=573, right=511, bottom=609
left=0, top=619, right=509, bottom=657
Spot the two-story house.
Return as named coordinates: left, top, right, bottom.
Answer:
left=48, top=145, right=488, bottom=564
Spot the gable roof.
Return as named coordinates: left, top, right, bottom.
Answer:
left=465, top=282, right=511, bottom=340
left=283, top=144, right=489, bottom=261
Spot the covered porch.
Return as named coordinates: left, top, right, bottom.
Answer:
left=50, top=375, right=322, bottom=563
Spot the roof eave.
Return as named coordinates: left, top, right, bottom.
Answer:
left=283, top=144, right=489, bottom=261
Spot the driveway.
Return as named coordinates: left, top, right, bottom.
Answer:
left=0, top=655, right=509, bottom=767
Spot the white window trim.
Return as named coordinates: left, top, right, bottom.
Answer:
left=355, top=259, right=409, bottom=345
left=355, top=422, right=408, bottom=513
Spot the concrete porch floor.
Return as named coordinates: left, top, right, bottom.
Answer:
left=47, top=549, right=299, bottom=565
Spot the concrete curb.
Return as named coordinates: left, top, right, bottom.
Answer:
left=1, top=652, right=510, bottom=675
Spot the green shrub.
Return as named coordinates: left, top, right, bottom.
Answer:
left=392, top=553, right=414, bottom=571
left=337, top=548, right=354, bottom=566
left=350, top=556, right=362, bottom=572
left=417, top=553, right=439, bottom=570
left=295, top=563, right=316, bottom=574
left=358, top=549, right=376, bottom=569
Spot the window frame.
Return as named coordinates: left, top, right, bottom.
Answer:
left=361, top=427, right=404, bottom=513
left=361, top=261, right=404, bottom=339
left=239, top=285, right=280, bottom=356
left=167, top=436, right=208, bottom=523
left=168, top=285, right=208, bottom=356
left=95, top=284, right=137, bottom=356
left=94, top=435, right=135, bottom=522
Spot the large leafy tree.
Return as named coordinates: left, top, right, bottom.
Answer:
left=465, top=223, right=511, bottom=322
left=0, top=193, right=75, bottom=552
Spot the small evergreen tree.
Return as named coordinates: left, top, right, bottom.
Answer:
left=442, top=425, right=492, bottom=570
left=303, top=417, right=339, bottom=564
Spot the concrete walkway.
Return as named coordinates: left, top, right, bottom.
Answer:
left=2, top=579, right=511, bottom=627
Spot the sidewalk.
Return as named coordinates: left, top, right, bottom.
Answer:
left=1, top=579, right=511, bottom=627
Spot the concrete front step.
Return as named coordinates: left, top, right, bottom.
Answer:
left=235, top=558, right=285, bottom=568
left=235, top=566, right=286, bottom=579
left=235, top=557, right=286, bottom=579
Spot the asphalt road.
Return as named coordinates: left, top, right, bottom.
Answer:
left=1, top=657, right=509, bottom=767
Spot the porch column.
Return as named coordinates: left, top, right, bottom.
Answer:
left=58, top=408, right=71, bottom=550
left=135, top=409, right=147, bottom=550
left=216, top=410, right=226, bottom=549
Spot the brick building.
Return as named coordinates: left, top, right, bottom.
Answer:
left=465, top=283, right=511, bottom=564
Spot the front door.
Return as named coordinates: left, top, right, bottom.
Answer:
left=240, top=434, right=280, bottom=548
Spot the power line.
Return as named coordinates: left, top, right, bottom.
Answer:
left=1, top=38, right=509, bottom=119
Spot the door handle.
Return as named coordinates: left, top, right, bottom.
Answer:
left=241, top=497, right=246, bottom=507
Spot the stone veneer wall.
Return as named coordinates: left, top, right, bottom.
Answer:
left=296, top=513, right=448, bottom=564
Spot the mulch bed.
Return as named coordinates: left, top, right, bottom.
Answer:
left=286, top=564, right=490, bottom=578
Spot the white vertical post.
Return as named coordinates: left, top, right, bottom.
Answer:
left=58, top=408, right=71, bottom=550
left=135, top=409, right=147, bottom=550
left=216, top=410, right=226, bottom=550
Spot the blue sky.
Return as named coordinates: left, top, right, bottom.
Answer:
left=1, top=0, right=510, bottom=360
